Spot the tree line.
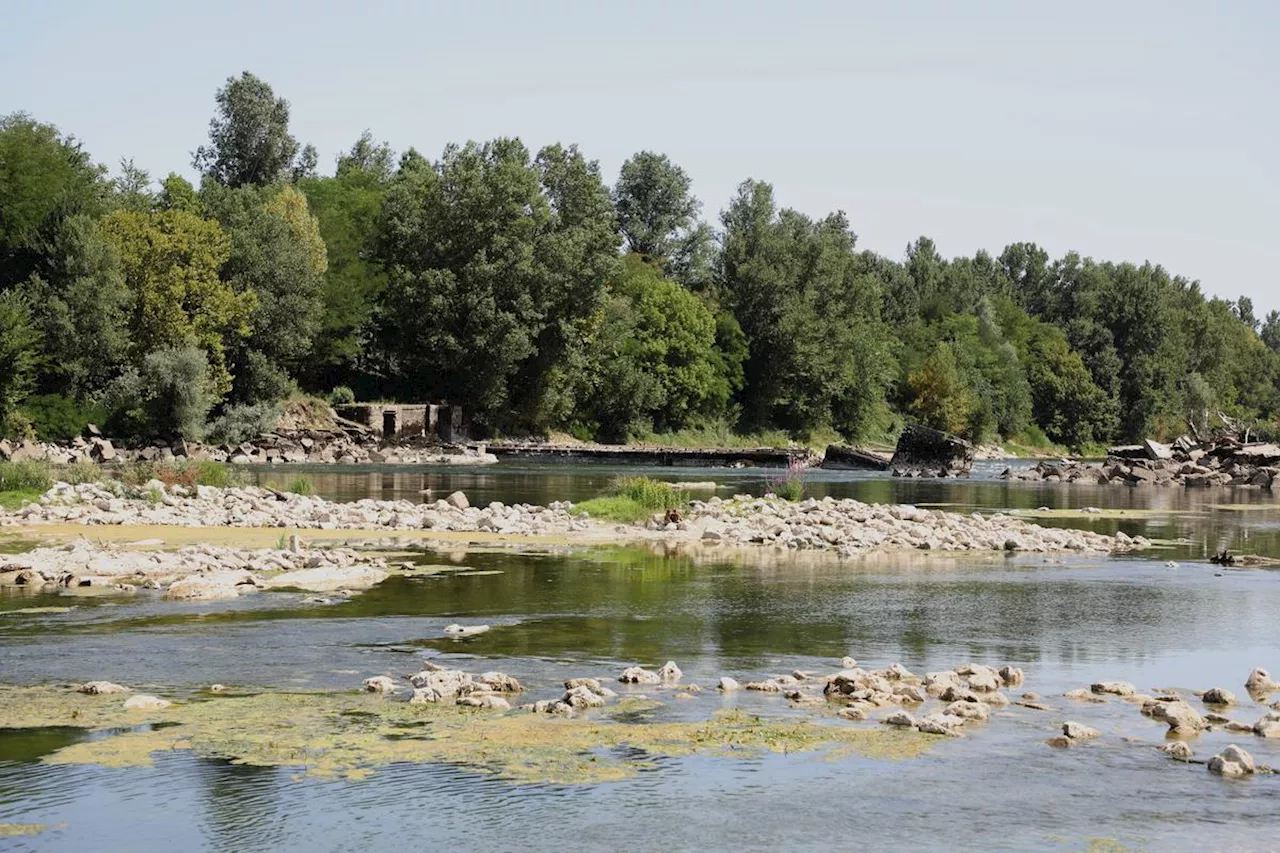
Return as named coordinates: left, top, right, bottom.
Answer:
left=3, top=71, right=1278, bottom=450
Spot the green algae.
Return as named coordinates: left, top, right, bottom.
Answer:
left=0, top=607, right=73, bottom=615
left=0, top=823, right=49, bottom=838
left=0, top=685, right=932, bottom=785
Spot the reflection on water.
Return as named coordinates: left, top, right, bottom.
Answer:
left=2, top=465, right=1279, bottom=851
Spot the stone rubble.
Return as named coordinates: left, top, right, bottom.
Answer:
left=670, top=495, right=1142, bottom=555
left=0, top=539, right=389, bottom=600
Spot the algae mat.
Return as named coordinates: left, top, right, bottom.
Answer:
left=0, top=686, right=932, bottom=785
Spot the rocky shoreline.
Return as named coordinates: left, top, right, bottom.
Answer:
left=0, top=482, right=1146, bottom=557
left=1006, top=437, right=1280, bottom=488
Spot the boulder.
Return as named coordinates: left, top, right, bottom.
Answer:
left=821, top=445, right=891, bottom=471
left=882, top=711, right=917, bottom=727
left=457, top=694, right=510, bottom=710
left=999, top=666, right=1025, bottom=687
left=890, top=423, right=975, bottom=477
left=265, top=564, right=388, bottom=593
left=1207, top=744, right=1255, bottom=777
left=123, top=694, right=171, bottom=711
left=363, top=676, right=397, bottom=694
left=1147, top=700, right=1207, bottom=733
left=561, top=685, right=606, bottom=709
left=619, top=666, right=661, bottom=685
left=657, top=661, right=683, bottom=683
left=1246, top=668, right=1279, bottom=693
left=164, top=571, right=260, bottom=601
left=717, top=677, right=741, bottom=691
left=1202, top=687, right=1237, bottom=706
left=77, top=681, right=129, bottom=695
left=916, top=713, right=966, bottom=736
left=1143, top=439, right=1173, bottom=461
left=475, top=672, right=522, bottom=693
left=1062, top=721, right=1100, bottom=740
left=445, top=490, right=470, bottom=510
left=1160, top=741, right=1193, bottom=760
left=442, top=624, right=490, bottom=637
left=1090, top=681, right=1136, bottom=697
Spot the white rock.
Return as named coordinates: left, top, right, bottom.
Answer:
left=123, top=694, right=171, bottom=710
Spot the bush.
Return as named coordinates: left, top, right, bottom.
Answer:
left=53, top=461, right=102, bottom=485
left=142, top=346, right=216, bottom=440
left=284, top=476, right=314, bottom=495
left=573, top=476, right=689, bottom=524
left=766, top=460, right=807, bottom=501
left=0, top=460, right=52, bottom=492
left=120, top=459, right=245, bottom=489
left=20, top=394, right=111, bottom=442
left=328, top=385, right=355, bottom=406
left=207, top=402, right=281, bottom=445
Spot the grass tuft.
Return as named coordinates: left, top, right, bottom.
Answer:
left=575, top=476, right=688, bottom=524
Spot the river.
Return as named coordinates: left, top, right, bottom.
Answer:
left=1, top=463, right=1278, bottom=852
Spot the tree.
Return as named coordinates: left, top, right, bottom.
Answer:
left=907, top=342, right=973, bottom=435
left=111, top=159, right=153, bottom=212
left=719, top=180, right=892, bottom=438
left=98, top=208, right=254, bottom=395
left=0, top=290, right=39, bottom=434
left=374, top=138, right=620, bottom=430
left=192, top=72, right=306, bottom=188
left=158, top=173, right=201, bottom=213
left=17, top=214, right=131, bottom=396
left=577, top=255, right=729, bottom=441
left=202, top=182, right=327, bottom=401
left=297, top=133, right=395, bottom=380
left=1262, top=310, right=1280, bottom=354
left=0, top=113, right=109, bottom=288
left=613, top=151, right=699, bottom=262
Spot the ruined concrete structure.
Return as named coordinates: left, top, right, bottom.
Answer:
left=335, top=404, right=465, bottom=443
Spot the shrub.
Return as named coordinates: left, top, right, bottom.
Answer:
left=608, top=476, right=686, bottom=511
left=328, top=385, right=355, bottom=406
left=138, top=346, right=216, bottom=440
left=207, top=402, right=281, bottom=445
left=0, top=460, right=52, bottom=492
left=21, top=394, right=110, bottom=442
left=120, top=459, right=245, bottom=489
left=284, top=476, right=314, bottom=495
left=54, top=461, right=102, bottom=485
left=766, top=460, right=808, bottom=502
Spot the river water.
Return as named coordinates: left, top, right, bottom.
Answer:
left=2, top=463, right=1279, bottom=852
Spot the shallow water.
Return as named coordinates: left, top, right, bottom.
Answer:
left=2, top=464, right=1280, bottom=852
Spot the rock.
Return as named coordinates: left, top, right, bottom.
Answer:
left=946, top=700, right=990, bottom=721
left=1065, top=688, right=1106, bottom=703
left=744, top=680, right=782, bottom=692
left=77, top=681, right=129, bottom=695
left=408, top=668, right=473, bottom=703
left=445, top=490, right=470, bottom=510
left=1252, top=710, right=1280, bottom=738
left=363, top=676, right=397, bottom=694
left=1046, top=735, right=1076, bottom=749
left=837, top=706, right=868, bottom=721
left=164, top=571, right=260, bottom=601
left=1147, top=700, right=1207, bottom=733
left=1143, top=439, right=1173, bottom=461
left=619, top=666, right=662, bottom=685
left=1246, top=668, right=1280, bottom=693
left=1202, top=687, right=1237, bottom=706
left=562, top=685, right=607, bottom=709
left=917, top=713, right=966, bottom=736
left=457, top=694, right=510, bottom=710
left=1062, top=721, right=1100, bottom=740
left=209, top=684, right=226, bottom=692
left=840, top=656, right=858, bottom=669
left=1091, top=681, right=1136, bottom=697
left=123, top=694, right=171, bottom=711
left=883, top=711, right=918, bottom=727
left=892, top=684, right=928, bottom=704
left=657, top=661, right=683, bottom=683
left=890, top=423, right=975, bottom=477
left=265, top=564, right=388, bottom=592
left=717, top=676, right=741, bottom=691
left=474, top=672, right=522, bottom=693
left=1160, top=741, right=1193, bottom=760
left=1208, top=744, right=1255, bottom=777
left=998, top=666, right=1025, bottom=687
left=443, top=624, right=490, bottom=637
left=967, top=670, right=1000, bottom=692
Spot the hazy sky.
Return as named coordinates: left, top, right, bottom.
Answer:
left=4, top=0, right=1277, bottom=309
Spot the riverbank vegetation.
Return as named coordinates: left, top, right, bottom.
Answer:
left=574, top=476, right=689, bottom=523
left=4, top=72, right=1278, bottom=452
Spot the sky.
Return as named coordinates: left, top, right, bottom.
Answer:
left=4, top=0, right=1277, bottom=309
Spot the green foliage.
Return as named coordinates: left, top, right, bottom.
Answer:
left=284, top=476, right=314, bottom=495
left=193, top=72, right=307, bottom=188
left=719, top=180, right=893, bottom=441
left=120, top=459, right=245, bottom=489
left=206, top=402, right=281, bottom=445
left=906, top=343, right=973, bottom=435
left=0, top=113, right=109, bottom=288
left=767, top=461, right=807, bottom=501
left=98, top=207, right=253, bottom=396
left=133, top=347, right=217, bottom=440
left=575, top=476, right=688, bottom=523
left=0, top=291, right=39, bottom=435
left=613, top=151, right=704, bottom=277
left=19, top=394, right=109, bottom=442
left=53, top=461, right=102, bottom=485
left=0, top=460, right=52, bottom=492
left=328, top=385, right=355, bottom=405
left=576, top=255, right=730, bottom=441
left=374, top=138, right=620, bottom=430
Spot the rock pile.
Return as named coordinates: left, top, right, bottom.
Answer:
left=1, top=482, right=588, bottom=535
left=0, top=539, right=389, bottom=599
left=0, top=432, right=495, bottom=468
left=1004, top=437, right=1280, bottom=488
left=673, top=495, right=1143, bottom=555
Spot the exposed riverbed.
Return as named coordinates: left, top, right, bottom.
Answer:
left=2, top=463, right=1279, bottom=852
